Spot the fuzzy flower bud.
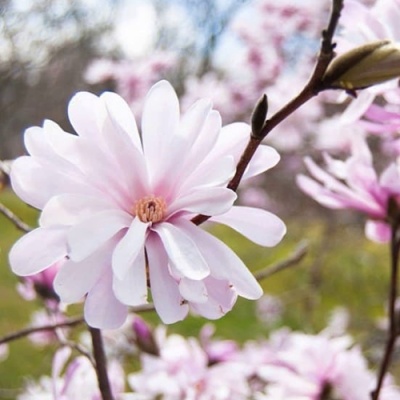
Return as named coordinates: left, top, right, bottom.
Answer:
left=322, top=40, right=400, bottom=91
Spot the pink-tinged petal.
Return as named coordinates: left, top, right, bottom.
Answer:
left=183, top=110, right=222, bottom=175
left=168, top=187, right=237, bottom=217
left=141, top=80, right=180, bottom=183
left=177, top=220, right=262, bottom=300
left=112, top=218, right=149, bottom=280
left=179, top=278, right=208, bottom=303
left=54, top=238, right=115, bottom=303
left=40, top=194, right=116, bottom=228
left=9, top=228, right=67, bottom=276
left=113, top=248, right=148, bottom=306
left=296, top=175, right=347, bottom=209
left=52, top=347, right=71, bottom=384
left=191, top=277, right=237, bottom=319
left=68, top=210, right=132, bottom=262
left=178, top=155, right=235, bottom=194
left=380, top=163, right=400, bottom=194
left=340, top=91, right=375, bottom=124
left=84, top=269, right=128, bottom=329
left=243, top=145, right=281, bottom=180
left=211, top=206, right=286, bottom=247
left=365, top=220, right=391, bottom=243
left=154, top=222, right=209, bottom=280
left=68, top=92, right=103, bottom=139
left=100, top=91, right=142, bottom=150
left=146, top=233, right=189, bottom=323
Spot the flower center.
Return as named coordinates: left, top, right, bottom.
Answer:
left=135, top=196, right=166, bottom=223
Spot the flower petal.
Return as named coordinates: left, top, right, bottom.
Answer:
left=179, top=278, right=208, bottom=303
left=40, top=194, right=116, bottom=228
left=84, top=269, right=128, bottom=329
left=68, top=92, right=103, bottom=139
left=112, top=218, right=149, bottom=280
left=168, top=187, right=237, bottom=217
left=68, top=210, right=132, bottom=262
left=146, top=233, right=189, bottom=324
left=100, top=91, right=142, bottom=150
left=154, top=222, right=209, bottom=280
left=177, top=220, right=262, bottom=300
left=211, top=206, right=286, bottom=247
left=113, top=248, right=148, bottom=306
left=141, top=80, right=180, bottom=184
left=365, top=220, right=391, bottom=243
left=54, top=238, right=115, bottom=303
left=9, top=228, right=67, bottom=276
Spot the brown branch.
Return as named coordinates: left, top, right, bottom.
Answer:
left=192, top=0, right=343, bottom=226
left=371, top=204, right=400, bottom=400
left=254, top=241, right=308, bottom=281
left=89, top=327, right=114, bottom=400
left=0, top=316, right=84, bottom=345
left=0, top=201, right=32, bottom=232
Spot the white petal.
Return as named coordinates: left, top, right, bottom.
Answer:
left=141, top=81, right=180, bottom=183
left=101, top=91, right=142, bottom=150
left=84, top=269, right=128, bottom=329
left=40, top=194, right=115, bottom=227
left=179, top=278, right=208, bottom=303
left=211, top=206, right=286, bottom=247
left=67, top=210, right=132, bottom=262
left=177, top=220, right=262, bottom=300
left=154, top=222, right=209, bottom=280
left=168, top=187, right=237, bottom=217
left=113, top=248, right=148, bottom=306
left=68, top=92, right=103, bottom=139
left=9, top=228, right=67, bottom=276
left=365, top=220, right=391, bottom=244
left=146, top=233, right=189, bottom=324
left=243, top=145, right=281, bottom=180
left=112, top=218, right=149, bottom=280
left=54, top=238, right=115, bottom=303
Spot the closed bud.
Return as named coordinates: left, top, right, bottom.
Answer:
left=322, top=40, right=400, bottom=91
left=132, top=316, right=159, bottom=356
left=251, top=94, right=268, bottom=139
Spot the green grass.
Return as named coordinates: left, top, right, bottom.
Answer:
left=0, top=189, right=397, bottom=395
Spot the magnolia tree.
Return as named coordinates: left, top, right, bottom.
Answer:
left=1, top=0, right=400, bottom=399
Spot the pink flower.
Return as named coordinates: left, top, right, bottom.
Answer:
left=18, top=347, right=126, bottom=400
left=297, top=134, right=400, bottom=243
left=9, top=80, right=286, bottom=329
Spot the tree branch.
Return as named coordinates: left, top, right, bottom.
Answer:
left=0, top=201, right=32, bottom=232
left=254, top=241, right=308, bottom=281
left=89, top=327, right=114, bottom=400
left=0, top=316, right=83, bottom=345
left=192, top=0, right=343, bottom=226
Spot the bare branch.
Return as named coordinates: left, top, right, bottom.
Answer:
left=254, top=241, right=308, bottom=282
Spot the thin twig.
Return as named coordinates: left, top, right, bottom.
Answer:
left=89, top=327, right=114, bottom=400
left=254, top=241, right=308, bottom=282
left=192, top=0, right=343, bottom=226
left=0, top=316, right=84, bottom=345
left=0, top=201, right=32, bottom=232
left=371, top=207, right=400, bottom=400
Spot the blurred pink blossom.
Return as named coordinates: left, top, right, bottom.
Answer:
left=297, top=134, right=400, bottom=243
left=18, top=347, right=126, bottom=400
left=9, top=80, right=285, bottom=329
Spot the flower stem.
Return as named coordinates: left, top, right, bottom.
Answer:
left=371, top=211, right=400, bottom=400
left=89, top=327, right=114, bottom=400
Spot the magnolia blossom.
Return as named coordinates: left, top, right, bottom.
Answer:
left=18, top=347, right=126, bottom=400
left=9, top=80, right=286, bottom=329
left=297, top=134, right=400, bottom=243
left=257, top=333, right=400, bottom=400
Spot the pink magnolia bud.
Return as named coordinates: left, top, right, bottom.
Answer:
left=132, top=316, right=159, bottom=356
